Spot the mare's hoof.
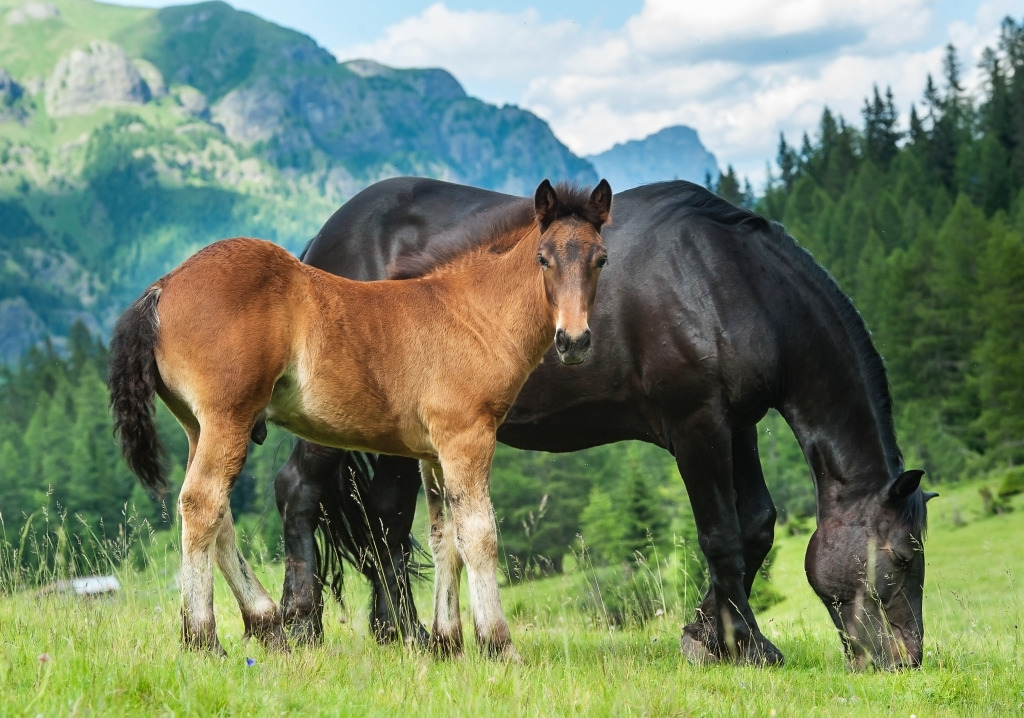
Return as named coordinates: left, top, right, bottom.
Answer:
left=746, top=640, right=785, bottom=667
left=283, top=615, right=324, bottom=647
left=679, top=623, right=785, bottom=667
left=680, top=632, right=718, bottom=665
left=286, top=624, right=324, bottom=647
left=404, top=623, right=431, bottom=648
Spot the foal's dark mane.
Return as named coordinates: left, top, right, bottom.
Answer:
left=388, top=183, right=598, bottom=281
left=647, top=181, right=923, bottom=527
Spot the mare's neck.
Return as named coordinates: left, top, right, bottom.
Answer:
left=779, top=330, right=902, bottom=519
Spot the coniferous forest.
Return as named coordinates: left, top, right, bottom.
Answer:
left=1, top=19, right=1022, bottom=584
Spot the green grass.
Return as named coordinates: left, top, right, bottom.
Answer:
left=1, top=481, right=1023, bottom=716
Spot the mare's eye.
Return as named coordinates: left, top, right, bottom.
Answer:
left=537, top=254, right=550, bottom=268
left=596, top=255, right=608, bottom=269
left=890, top=551, right=912, bottom=568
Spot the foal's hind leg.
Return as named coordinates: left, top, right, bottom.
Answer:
left=178, top=425, right=252, bottom=655
left=214, top=509, right=288, bottom=651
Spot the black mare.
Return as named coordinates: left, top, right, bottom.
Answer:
left=275, top=178, right=933, bottom=669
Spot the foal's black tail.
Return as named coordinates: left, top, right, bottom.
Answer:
left=107, top=287, right=167, bottom=495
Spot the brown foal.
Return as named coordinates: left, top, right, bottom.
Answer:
left=108, top=179, right=611, bottom=659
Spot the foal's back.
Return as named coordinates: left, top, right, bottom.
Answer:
left=152, top=237, right=539, bottom=461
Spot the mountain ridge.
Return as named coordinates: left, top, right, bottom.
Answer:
left=586, top=125, right=719, bottom=191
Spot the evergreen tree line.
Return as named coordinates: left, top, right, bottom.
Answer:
left=741, top=19, right=1024, bottom=485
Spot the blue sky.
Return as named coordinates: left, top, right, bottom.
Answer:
left=112, top=1, right=1016, bottom=187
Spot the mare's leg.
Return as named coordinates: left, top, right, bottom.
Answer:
left=681, top=425, right=781, bottom=664
left=178, top=424, right=251, bottom=655
left=214, top=508, right=288, bottom=651
left=671, top=418, right=782, bottom=665
left=420, top=459, right=464, bottom=657
left=275, top=440, right=338, bottom=644
left=436, top=433, right=519, bottom=662
left=361, top=455, right=429, bottom=645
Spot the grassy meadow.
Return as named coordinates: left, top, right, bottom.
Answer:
left=0, top=478, right=1021, bottom=717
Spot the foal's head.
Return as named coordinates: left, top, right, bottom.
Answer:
left=533, top=179, right=611, bottom=365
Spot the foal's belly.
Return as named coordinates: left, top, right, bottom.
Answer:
left=266, top=365, right=438, bottom=462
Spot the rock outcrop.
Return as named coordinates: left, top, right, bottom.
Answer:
left=5, top=2, right=60, bottom=26
left=45, top=41, right=151, bottom=117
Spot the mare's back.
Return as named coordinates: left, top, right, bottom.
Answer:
left=305, top=177, right=515, bottom=280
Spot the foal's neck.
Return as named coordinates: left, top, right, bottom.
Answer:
left=446, top=224, right=552, bottom=370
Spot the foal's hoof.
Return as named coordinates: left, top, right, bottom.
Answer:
left=182, top=637, right=228, bottom=658
left=488, top=643, right=523, bottom=664
left=429, top=634, right=464, bottom=660
left=182, top=621, right=228, bottom=657
left=244, top=615, right=291, bottom=652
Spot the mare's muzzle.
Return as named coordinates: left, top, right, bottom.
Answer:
left=555, top=327, right=591, bottom=365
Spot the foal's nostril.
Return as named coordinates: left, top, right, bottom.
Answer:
left=579, top=329, right=591, bottom=352
left=555, top=328, right=569, bottom=353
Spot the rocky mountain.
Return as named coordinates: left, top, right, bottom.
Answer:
left=0, top=0, right=600, bottom=362
left=587, top=125, right=719, bottom=191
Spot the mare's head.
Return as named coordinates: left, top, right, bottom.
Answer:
left=533, top=178, right=611, bottom=365
left=805, top=469, right=935, bottom=670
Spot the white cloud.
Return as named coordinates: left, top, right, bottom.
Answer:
left=333, top=0, right=1017, bottom=188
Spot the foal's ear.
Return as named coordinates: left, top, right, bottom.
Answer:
left=590, top=179, right=612, bottom=226
left=888, top=468, right=925, bottom=502
left=535, top=179, right=559, bottom=228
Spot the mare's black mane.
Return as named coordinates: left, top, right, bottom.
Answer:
left=388, top=182, right=599, bottom=280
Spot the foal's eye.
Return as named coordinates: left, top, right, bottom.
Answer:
left=595, top=255, right=608, bottom=269
left=537, top=254, right=550, bottom=268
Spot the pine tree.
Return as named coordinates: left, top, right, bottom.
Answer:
left=777, top=133, right=798, bottom=192
left=862, top=85, right=901, bottom=169
left=971, top=214, right=1024, bottom=464
left=714, top=165, right=744, bottom=206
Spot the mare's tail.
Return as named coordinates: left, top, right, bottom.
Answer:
left=107, top=287, right=167, bottom=495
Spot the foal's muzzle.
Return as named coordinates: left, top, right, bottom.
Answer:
left=555, top=327, right=591, bottom=365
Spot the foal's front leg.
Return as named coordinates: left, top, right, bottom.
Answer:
left=420, top=460, right=464, bottom=657
left=436, top=433, right=519, bottom=662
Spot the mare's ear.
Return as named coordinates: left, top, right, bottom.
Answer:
left=888, top=468, right=925, bottom=502
left=535, top=179, right=558, bottom=229
left=590, top=179, right=612, bottom=227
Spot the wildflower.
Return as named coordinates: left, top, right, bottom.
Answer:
left=245, top=657, right=256, bottom=667
left=38, top=653, right=51, bottom=664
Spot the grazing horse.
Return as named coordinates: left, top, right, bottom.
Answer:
left=107, top=179, right=612, bottom=658
left=275, top=177, right=935, bottom=670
